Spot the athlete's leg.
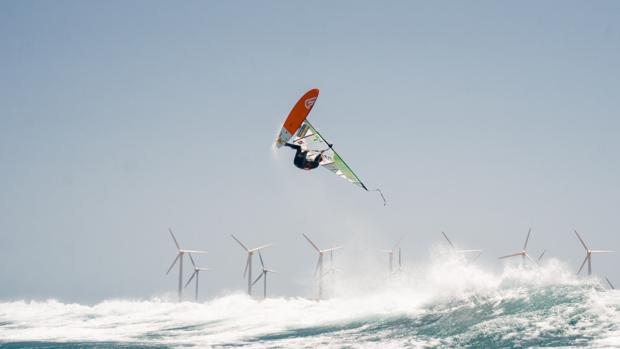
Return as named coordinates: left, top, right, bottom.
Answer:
left=311, top=154, right=323, bottom=168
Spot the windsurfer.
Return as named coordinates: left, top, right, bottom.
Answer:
left=284, top=143, right=332, bottom=170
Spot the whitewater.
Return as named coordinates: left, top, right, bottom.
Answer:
left=1, top=253, right=619, bottom=348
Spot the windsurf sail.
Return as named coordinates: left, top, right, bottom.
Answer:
left=292, top=121, right=386, bottom=205
left=275, top=89, right=319, bottom=148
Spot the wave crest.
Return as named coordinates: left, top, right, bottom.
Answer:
left=1, top=254, right=618, bottom=348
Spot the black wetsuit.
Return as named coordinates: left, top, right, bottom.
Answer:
left=284, top=143, right=322, bottom=170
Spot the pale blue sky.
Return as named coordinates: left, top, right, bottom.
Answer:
left=1, top=1, right=619, bottom=302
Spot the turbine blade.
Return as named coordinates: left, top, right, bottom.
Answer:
left=243, top=255, right=250, bottom=277
left=188, top=253, right=197, bottom=268
left=166, top=253, right=181, bottom=274
left=252, top=272, right=264, bottom=286
left=169, top=228, right=181, bottom=250
left=251, top=244, right=273, bottom=252
left=498, top=252, right=523, bottom=259
left=606, top=277, right=615, bottom=290
left=322, top=246, right=343, bottom=253
left=258, top=250, right=265, bottom=269
left=537, top=250, right=546, bottom=262
left=185, top=271, right=197, bottom=288
left=523, top=228, right=532, bottom=250
left=525, top=253, right=539, bottom=266
left=574, top=230, right=589, bottom=251
left=441, top=232, right=454, bottom=249
left=319, top=269, right=332, bottom=279
left=266, top=269, right=278, bottom=273
left=577, top=255, right=588, bottom=274
left=590, top=250, right=616, bottom=253
left=458, top=249, right=482, bottom=253
left=231, top=234, right=249, bottom=251
left=393, top=235, right=405, bottom=250
left=302, top=233, right=321, bottom=252
left=181, top=249, right=208, bottom=254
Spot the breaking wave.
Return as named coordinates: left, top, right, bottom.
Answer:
left=1, top=254, right=619, bottom=348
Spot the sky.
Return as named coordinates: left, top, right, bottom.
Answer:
left=1, top=1, right=619, bottom=303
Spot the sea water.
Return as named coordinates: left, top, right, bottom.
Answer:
left=1, top=258, right=618, bottom=348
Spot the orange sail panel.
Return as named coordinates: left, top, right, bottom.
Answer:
left=275, top=89, right=319, bottom=147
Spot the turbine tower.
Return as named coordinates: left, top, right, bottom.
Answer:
left=184, top=253, right=211, bottom=302
left=574, top=230, right=615, bottom=276
left=252, top=250, right=277, bottom=299
left=166, top=228, right=207, bottom=302
left=441, top=231, right=482, bottom=261
left=498, top=228, right=537, bottom=266
left=231, top=234, right=272, bottom=296
left=381, top=236, right=404, bottom=273
left=302, top=233, right=342, bottom=300
left=319, top=247, right=342, bottom=290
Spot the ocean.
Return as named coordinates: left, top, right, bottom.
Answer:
left=1, top=258, right=618, bottom=348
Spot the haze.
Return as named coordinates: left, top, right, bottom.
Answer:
left=1, top=1, right=619, bottom=303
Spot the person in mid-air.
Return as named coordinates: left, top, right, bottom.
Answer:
left=284, top=142, right=332, bottom=170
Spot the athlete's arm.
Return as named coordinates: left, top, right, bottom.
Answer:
left=284, top=143, right=302, bottom=151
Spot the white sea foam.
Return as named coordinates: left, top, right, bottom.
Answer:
left=1, top=253, right=618, bottom=348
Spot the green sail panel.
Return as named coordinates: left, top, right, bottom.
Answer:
left=302, top=121, right=368, bottom=190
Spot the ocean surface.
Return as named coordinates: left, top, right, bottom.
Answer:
left=1, top=258, right=619, bottom=348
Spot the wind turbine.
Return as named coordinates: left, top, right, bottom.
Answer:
left=498, top=228, right=538, bottom=266
left=574, top=230, right=615, bottom=276
left=184, top=253, right=211, bottom=302
left=302, top=233, right=342, bottom=300
left=381, top=237, right=404, bottom=273
left=252, top=250, right=277, bottom=299
left=166, top=228, right=207, bottom=302
left=231, top=234, right=272, bottom=296
left=441, top=232, right=482, bottom=261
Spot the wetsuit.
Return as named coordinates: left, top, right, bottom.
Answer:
left=284, top=143, right=323, bottom=170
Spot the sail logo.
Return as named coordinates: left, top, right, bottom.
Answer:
left=305, top=97, right=317, bottom=109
